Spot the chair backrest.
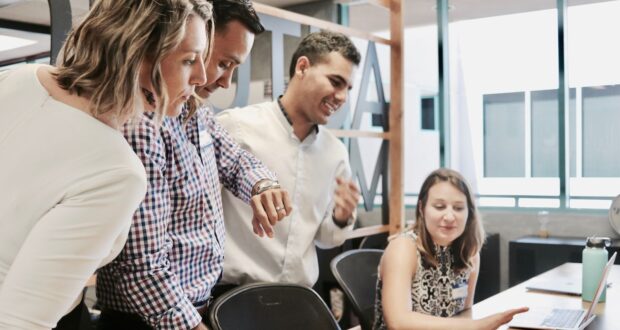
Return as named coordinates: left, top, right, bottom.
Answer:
left=359, top=232, right=389, bottom=250
left=208, top=282, right=341, bottom=330
left=330, top=249, right=384, bottom=330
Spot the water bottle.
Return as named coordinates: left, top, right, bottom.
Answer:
left=582, top=236, right=610, bottom=302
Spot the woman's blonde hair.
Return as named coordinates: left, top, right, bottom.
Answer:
left=55, top=0, right=214, bottom=124
left=413, top=168, right=485, bottom=271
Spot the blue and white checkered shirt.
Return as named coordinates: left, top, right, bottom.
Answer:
left=96, top=106, right=275, bottom=329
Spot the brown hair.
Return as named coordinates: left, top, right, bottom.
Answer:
left=289, top=30, right=361, bottom=78
left=413, top=168, right=485, bottom=271
left=54, top=0, right=214, bottom=125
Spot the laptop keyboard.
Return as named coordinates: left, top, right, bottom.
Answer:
left=542, top=309, right=584, bottom=328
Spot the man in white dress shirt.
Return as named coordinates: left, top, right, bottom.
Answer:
left=216, top=31, right=361, bottom=289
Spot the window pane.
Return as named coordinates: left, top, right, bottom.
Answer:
left=421, top=96, right=436, bottom=130
left=484, top=92, right=525, bottom=177
left=582, top=85, right=620, bottom=177
left=531, top=89, right=576, bottom=177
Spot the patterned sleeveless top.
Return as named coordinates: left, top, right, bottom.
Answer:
left=373, top=231, right=470, bottom=330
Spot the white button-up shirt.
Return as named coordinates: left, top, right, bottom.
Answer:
left=216, top=100, right=355, bottom=287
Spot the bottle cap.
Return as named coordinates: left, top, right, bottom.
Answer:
left=586, top=236, right=610, bottom=248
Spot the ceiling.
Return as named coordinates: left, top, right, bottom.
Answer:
left=0, top=0, right=614, bottom=63
left=0, top=0, right=614, bottom=30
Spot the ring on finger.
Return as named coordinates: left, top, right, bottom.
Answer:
left=275, top=206, right=285, bottom=212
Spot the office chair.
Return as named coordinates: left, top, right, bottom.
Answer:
left=330, top=249, right=383, bottom=330
left=208, top=282, right=341, bottom=330
left=358, top=232, right=389, bottom=250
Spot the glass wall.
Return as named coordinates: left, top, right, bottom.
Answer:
left=362, top=0, right=620, bottom=210
left=450, top=3, right=560, bottom=207
left=566, top=0, right=620, bottom=207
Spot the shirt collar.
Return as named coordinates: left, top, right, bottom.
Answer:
left=277, top=95, right=319, bottom=134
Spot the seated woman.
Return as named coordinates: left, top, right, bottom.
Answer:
left=0, top=0, right=213, bottom=329
left=373, top=168, right=528, bottom=330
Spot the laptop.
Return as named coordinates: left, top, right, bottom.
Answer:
left=526, top=279, right=581, bottom=296
left=509, top=252, right=617, bottom=330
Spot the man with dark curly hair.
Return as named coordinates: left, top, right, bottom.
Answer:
left=216, top=31, right=362, bottom=291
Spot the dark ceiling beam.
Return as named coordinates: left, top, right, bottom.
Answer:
left=0, top=18, right=49, bottom=34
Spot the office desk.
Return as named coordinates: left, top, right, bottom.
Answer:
left=457, top=263, right=619, bottom=329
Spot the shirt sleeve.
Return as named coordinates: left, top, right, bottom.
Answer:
left=209, top=108, right=276, bottom=203
left=0, top=168, right=146, bottom=330
left=104, top=121, right=202, bottom=330
left=315, top=154, right=356, bottom=249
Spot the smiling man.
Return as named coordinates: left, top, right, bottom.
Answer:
left=95, top=2, right=291, bottom=330
left=215, top=31, right=362, bottom=290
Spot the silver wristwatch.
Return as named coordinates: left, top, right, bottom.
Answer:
left=252, top=179, right=281, bottom=196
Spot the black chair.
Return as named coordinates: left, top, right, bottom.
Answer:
left=330, top=249, right=383, bottom=330
left=359, top=232, right=389, bottom=250
left=208, top=282, right=341, bottom=330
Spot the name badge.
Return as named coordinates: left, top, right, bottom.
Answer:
left=199, top=129, right=212, bottom=148
left=452, top=284, right=469, bottom=300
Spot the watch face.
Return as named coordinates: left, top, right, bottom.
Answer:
left=610, top=195, right=620, bottom=236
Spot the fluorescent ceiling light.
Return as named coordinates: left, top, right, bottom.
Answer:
left=0, top=34, right=37, bottom=52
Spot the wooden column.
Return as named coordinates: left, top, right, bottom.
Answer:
left=388, top=0, right=404, bottom=234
